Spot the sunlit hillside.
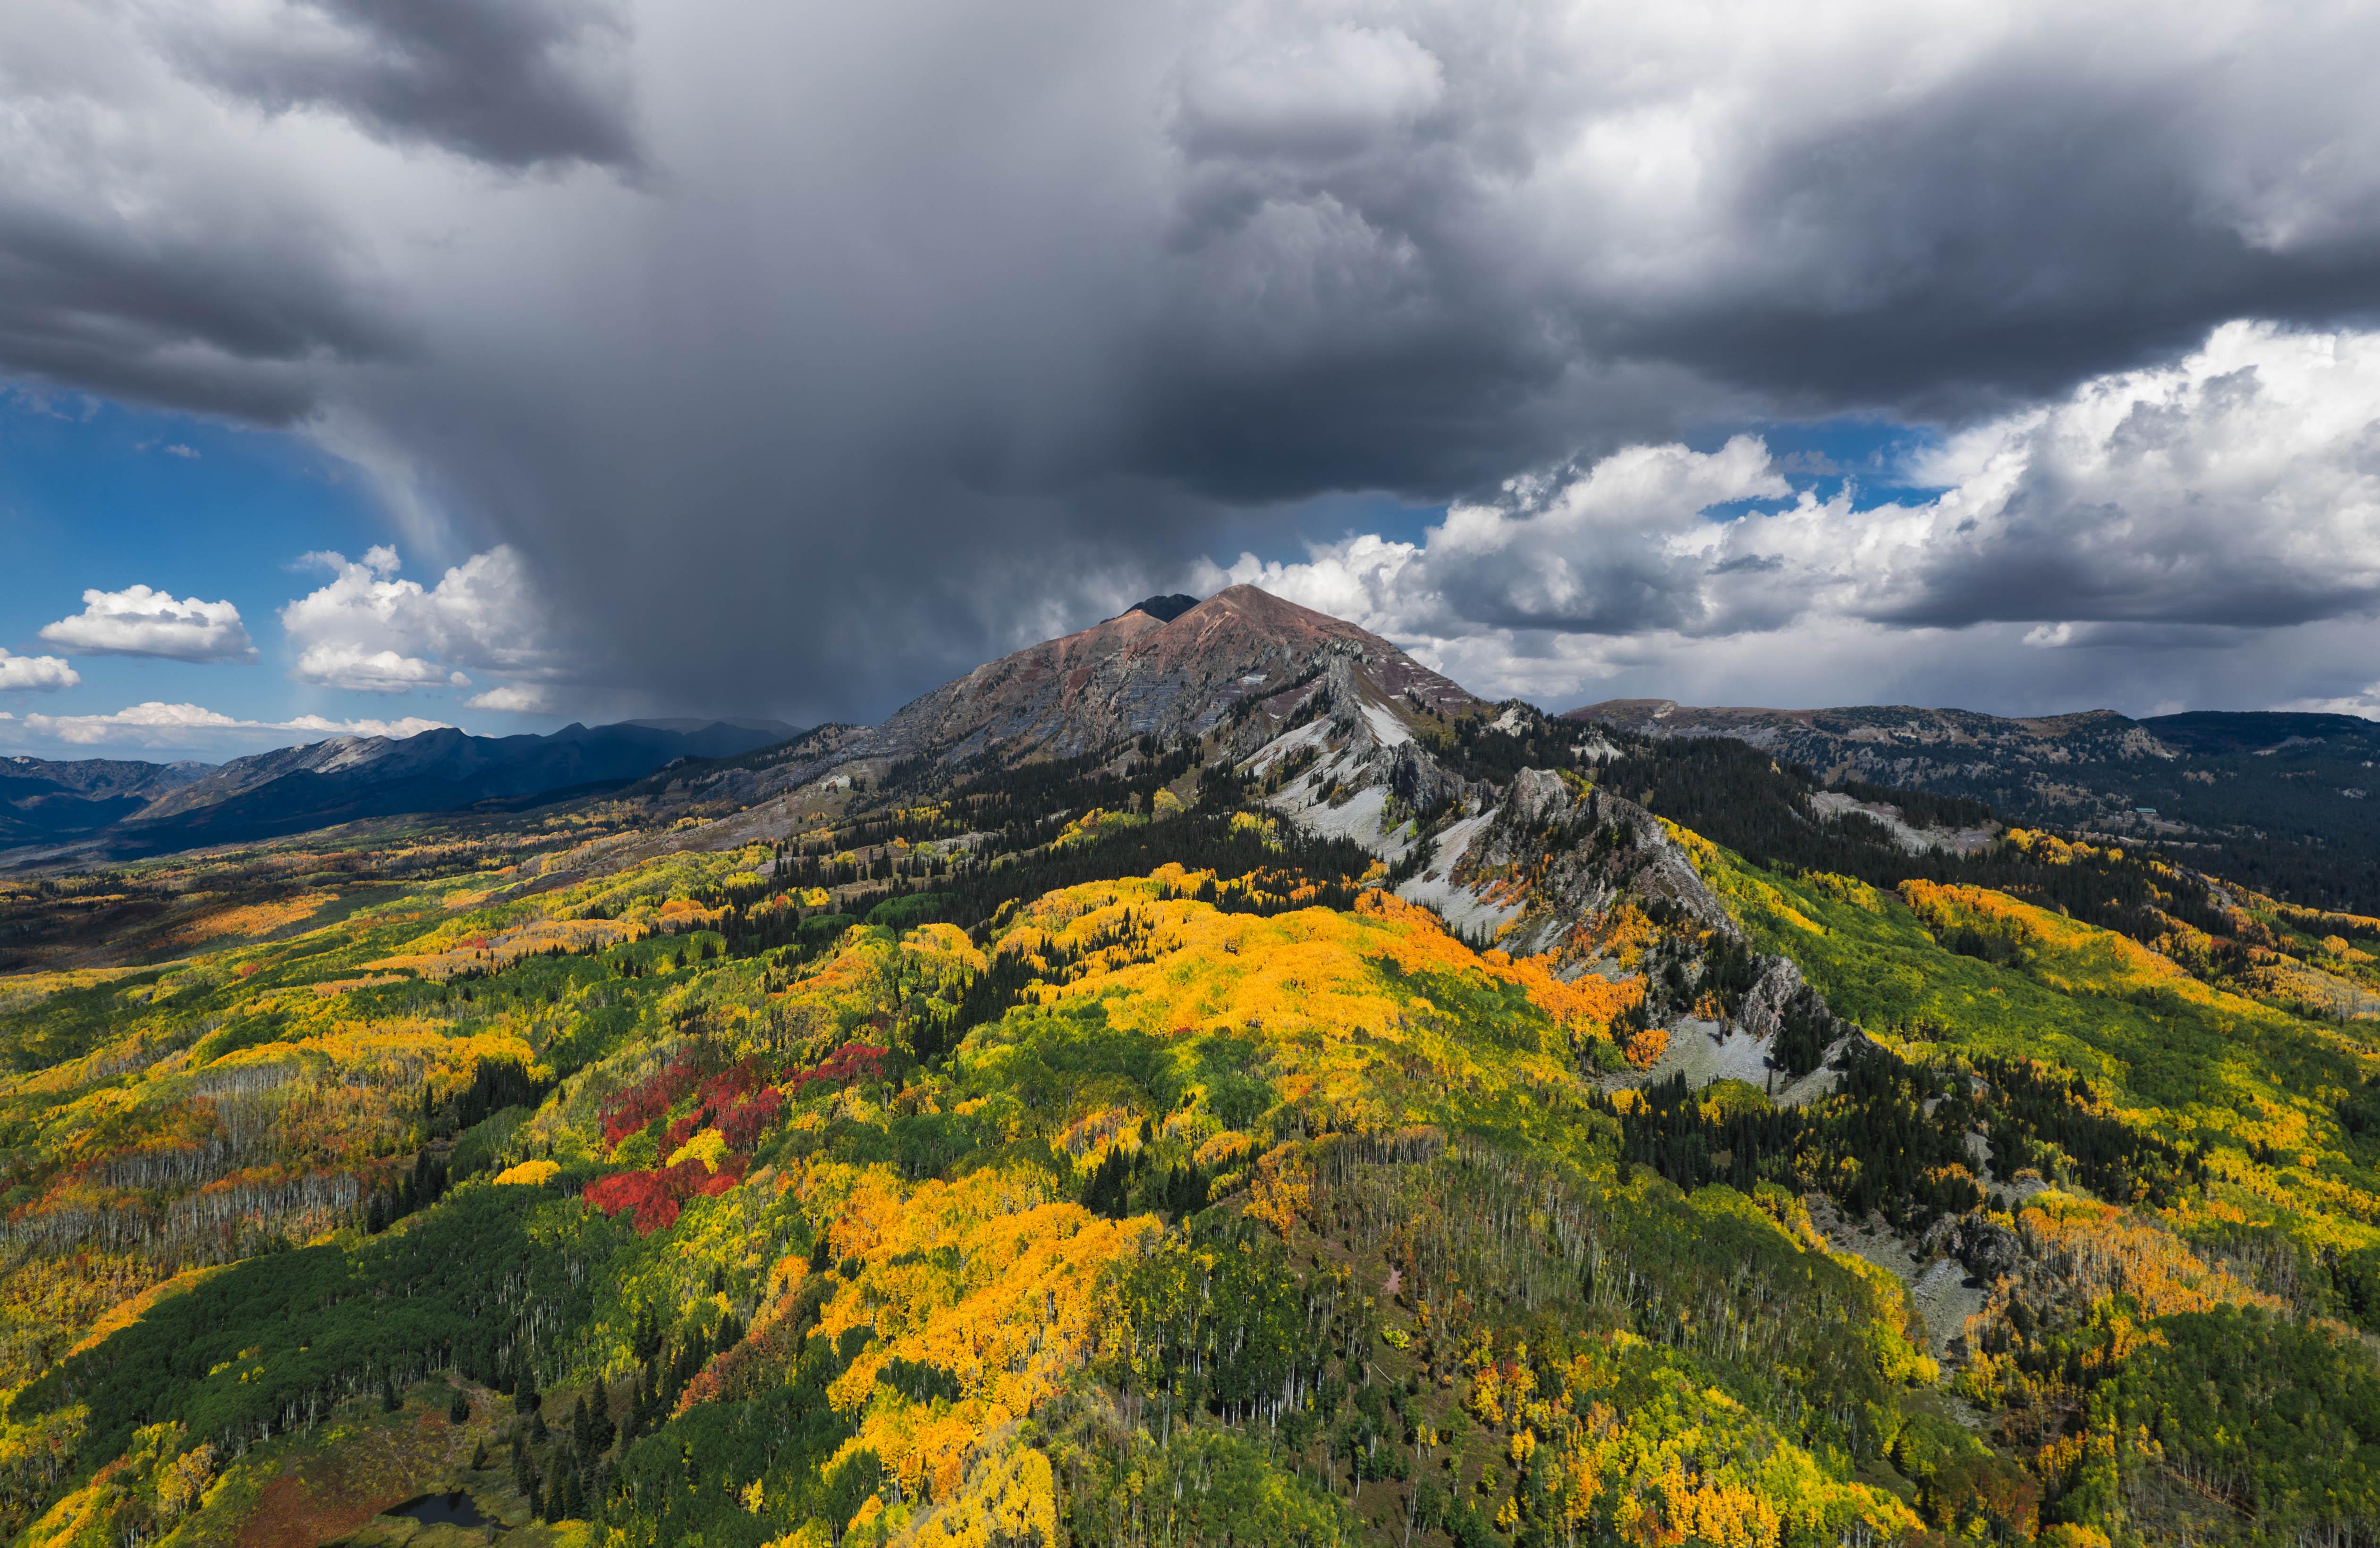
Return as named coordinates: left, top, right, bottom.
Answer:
left=5, top=644, right=2380, bottom=1548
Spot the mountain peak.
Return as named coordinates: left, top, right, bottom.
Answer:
left=828, top=585, right=1476, bottom=769
left=1159, top=583, right=1398, bottom=657
left=1123, top=593, right=1200, bottom=624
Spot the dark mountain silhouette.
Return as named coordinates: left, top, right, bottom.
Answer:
left=0, top=757, right=209, bottom=846
left=1, top=719, right=801, bottom=866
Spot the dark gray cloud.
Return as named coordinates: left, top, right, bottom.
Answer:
left=1620, top=62, right=2380, bottom=419
left=0, top=178, right=397, bottom=422
left=167, top=0, right=638, bottom=171
left=0, top=0, right=627, bottom=421
left=7, top=0, right=2380, bottom=726
left=0, top=0, right=416, bottom=419
left=1129, top=10, right=2380, bottom=491
left=0, top=203, right=395, bottom=421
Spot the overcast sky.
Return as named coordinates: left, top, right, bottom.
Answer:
left=5, top=0, right=2380, bottom=759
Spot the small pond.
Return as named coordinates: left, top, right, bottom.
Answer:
left=386, top=1491, right=493, bottom=1529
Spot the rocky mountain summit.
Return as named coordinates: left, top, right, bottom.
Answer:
left=868, top=583, right=1482, bottom=764
left=643, top=584, right=1491, bottom=811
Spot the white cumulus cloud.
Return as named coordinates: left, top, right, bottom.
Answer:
left=466, top=684, right=554, bottom=713
left=292, top=643, right=449, bottom=694
left=0, top=649, right=81, bottom=692
left=12, top=701, right=448, bottom=750
left=39, top=584, right=258, bottom=662
left=1199, top=321, right=2380, bottom=714
left=280, top=544, right=558, bottom=699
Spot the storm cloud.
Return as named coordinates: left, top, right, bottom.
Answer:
left=1216, top=322, right=2380, bottom=713
left=162, top=0, right=640, bottom=170
left=6, top=0, right=2380, bottom=722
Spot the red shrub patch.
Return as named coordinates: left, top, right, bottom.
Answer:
left=584, top=1157, right=709, bottom=1234
left=716, top=1087, right=783, bottom=1150
left=789, top=1043, right=886, bottom=1093
left=585, top=1154, right=752, bottom=1235
left=601, top=1057, right=702, bottom=1145
left=641, top=1059, right=786, bottom=1154
left=586, top=1058, right=790, bottom=1236
left=699, top=1060, right=769, bottom=1110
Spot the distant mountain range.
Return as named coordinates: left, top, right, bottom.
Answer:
left=1566, top=699, right=2380, bottom=909
left=0, top=718, right=799, bottom=866
left=11, top=587, right=2380, bottom=912
left=571, top=592, right=2380, bottom=916
left=0, top=757, right=211, bottom=848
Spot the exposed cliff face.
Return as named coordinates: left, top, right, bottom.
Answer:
left=1437, top=778, right=1733, bottom=953
left=1241, top=646, right=1494, bottom=863
left=1235, top=681, right=1745, bottom=976
left=1248, top=696, right=1839, bottom=1083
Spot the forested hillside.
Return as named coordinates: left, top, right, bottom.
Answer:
left=4, top=598, right=2380, bottom=1548
left=1567, top=700, right=2380, bottom=916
